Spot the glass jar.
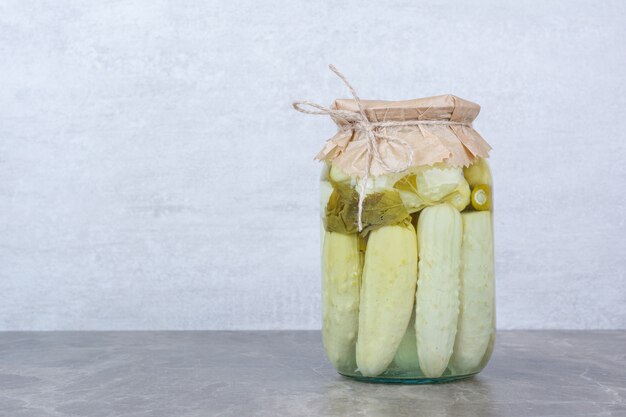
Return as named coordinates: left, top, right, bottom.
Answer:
left=320, top=158, right=495, bottom=383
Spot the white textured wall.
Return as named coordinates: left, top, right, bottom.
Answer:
left=1, top=0, right=625, bottom=330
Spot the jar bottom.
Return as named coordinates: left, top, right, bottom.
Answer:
left=337, top=371, right=477, bottom=385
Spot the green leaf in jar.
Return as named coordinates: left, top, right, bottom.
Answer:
left=324, top=182, right=411, bottom=235
left=324, top=186, right=359, bottom=234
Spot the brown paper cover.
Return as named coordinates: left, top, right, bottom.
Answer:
left=317, top=94, right=491, bottom=177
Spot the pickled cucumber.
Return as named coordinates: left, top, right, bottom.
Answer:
left=415, top=204, right=462, bottom=378
left=450, top=211, right=495, bottom=374
left=322, top=231, right=362, bottom=371
left=356, top=224, right=418, bottom=377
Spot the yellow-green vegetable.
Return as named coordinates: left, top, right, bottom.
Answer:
left=322, top=231, right=362, bottom=371
left=470, top=184, right=491, bottom=211
left=356, top=224, right=418, bottom=377
left=415, top=203, right=462, bottom=378
left=450, top=211, right=495, bottom=374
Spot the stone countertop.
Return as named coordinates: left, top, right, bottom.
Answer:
left=0, top=331, right=624, bottom=416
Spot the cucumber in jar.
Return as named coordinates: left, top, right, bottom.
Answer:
left=356, top=223, right=418, bottom=377
left=450, top=211, right=495, bottom=374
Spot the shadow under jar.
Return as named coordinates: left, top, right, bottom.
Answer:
left=320, top=154, right=495, bottom=383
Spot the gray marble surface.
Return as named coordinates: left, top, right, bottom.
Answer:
left=0, top=331, right=624, bottom=417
